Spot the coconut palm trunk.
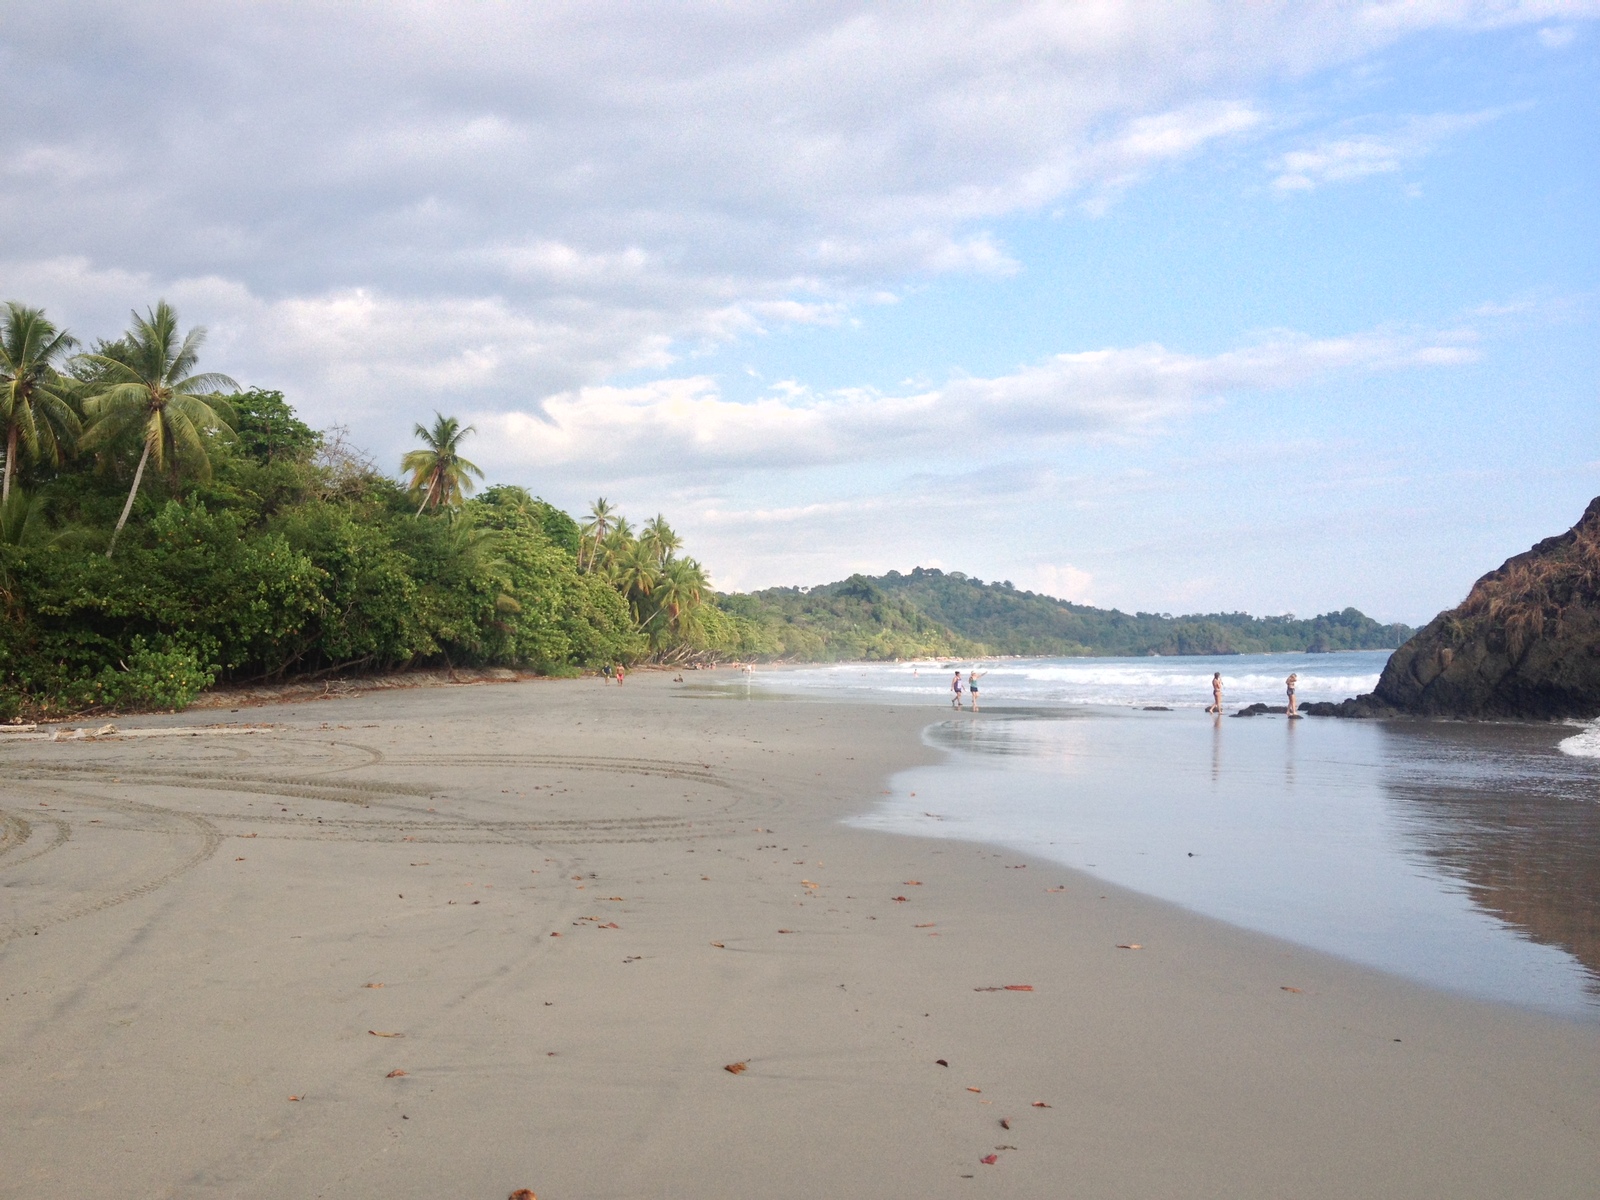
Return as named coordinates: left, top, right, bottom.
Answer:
left=3, top=425, right=16, bottom=504
left=106, top=440, right=152, bottom=557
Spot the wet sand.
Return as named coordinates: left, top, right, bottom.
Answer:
left=2, top=674, right=1596, bottom=1198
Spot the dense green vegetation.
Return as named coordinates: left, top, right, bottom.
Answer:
left=0, top=300, right=763, bottom=718
left=721, top=569, right=1413, bottom=659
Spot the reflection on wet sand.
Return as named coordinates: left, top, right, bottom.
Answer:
left=1381, top=723, right=1600, bottom=1000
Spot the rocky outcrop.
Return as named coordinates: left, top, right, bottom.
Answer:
left=1315, top=497, right=1600, bottom=719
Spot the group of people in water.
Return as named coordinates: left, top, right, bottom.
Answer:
left=1206, top=671, right=1300, bottom=716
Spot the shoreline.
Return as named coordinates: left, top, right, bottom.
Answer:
left=2, top=674, right=1596, bottom=1197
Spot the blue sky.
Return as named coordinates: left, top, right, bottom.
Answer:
left=1, top=2, right=1595, bottom=623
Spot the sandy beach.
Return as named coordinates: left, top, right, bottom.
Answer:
left=2, top=673, right=1597, bottom=1199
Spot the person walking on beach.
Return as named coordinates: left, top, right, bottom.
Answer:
left=951, top=669, right=964, bottom=708
left=615, top=663, right=625, bottom=686
left=1207, top=672, right=1223, bottom=714
left=967, top=668, right=986, bottom=711
left=1286, top=672, right=1299, bottom=717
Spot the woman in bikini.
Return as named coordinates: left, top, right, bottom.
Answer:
left=967, top=669, right=986, bottom=711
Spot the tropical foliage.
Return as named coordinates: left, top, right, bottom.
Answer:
left=0, top=298, right=727, bottom=718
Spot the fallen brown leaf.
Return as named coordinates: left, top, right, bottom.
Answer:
left=1032, top=1101, right=1051, bottom=1108
left=234, top=856, right=246, bottom=861
left=363, top=982, right=384, bottom=989
left=368, top=1030, right=404, bottom=1038
left=777, top=928, right=794, bottom=934
left=903, top=880, right=922, bottom=885
left=914, top=922, right=936, bottom=928
left=724, top=1061, right=748, bottom=1074
left=973, top=985, right=1033, bottom=992
left=980, top=1154, right=998, bottom=1165
left=967, top=1087, right=982, bottom=1093
left=549, top=932, right=561, bottom=937
left=1281, top=986, right=1303, bottom=993
left=1046, top=886, right=1066, bottom=892
left=600, top=922, right=619, bottom=929
left=891, top=895, right=909, bottom=902
left=509, top=1190, right=537, bottom=1200
left=710, top=941, right=725, bottom=948
left=386, top=1069, right=407, bottom=1078
left=1000, top=1117, right=1011, bottom=1129
left=1116, top=943, right=1143, bottom=950
left=935, top=1059, right=948, bottom=1067
left=287, top=1095, right=301, bottom=1101
left=606, top=896, right=625, bottom=901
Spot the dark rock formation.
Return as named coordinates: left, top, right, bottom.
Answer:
left=1233, top=703, right=1288, bottom=716
left=1321, top=497, right=1600, bottom=719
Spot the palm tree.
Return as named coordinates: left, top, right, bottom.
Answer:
left=579, top=497, right=617, bottom=572
left=612, top=538, right=661, bottom=623
left=654, top=556, right=706, bottom=635
left=78, top=301, right=238, bottom=557
left=403, top=414, right=484, bottom=514
left=0, top=303, right=81, bottom=503
left=639, top=514, right=682, bottom=566
left=592, top=517, right=634, bottom=578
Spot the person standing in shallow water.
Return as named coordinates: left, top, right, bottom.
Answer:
left=1286, top=672, right=1298, bottom=717
left=1207, top=672, right=1223, bottom=714
left=968, top=669, right=986, bottom=711
left=951, top=670, right=964, bottom=709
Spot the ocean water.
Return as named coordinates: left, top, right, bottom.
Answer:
left=755, top=649, right=1385, bottom=710
left=745, top=654, right=1600, bottom=1018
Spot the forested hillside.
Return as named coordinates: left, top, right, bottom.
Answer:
left=722, top=568, right=1412, bottom=659
left=716, top=575, right=980, bottom=662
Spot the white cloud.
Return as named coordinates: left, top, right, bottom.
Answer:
left=1272, top=108, right=1510, bottom=192
left=473, top=323, right=1480, bottom=479
left=0, top=1, right=1584, bottom=420
left=1538, top=24, right=1578, bottom=45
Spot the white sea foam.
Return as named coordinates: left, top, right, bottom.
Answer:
left=1559, top=720, right=1600, bottom=758
left=761, top=652, right=1387, bottom=710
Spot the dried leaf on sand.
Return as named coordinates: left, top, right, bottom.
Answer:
left=724, top=1061, right=748, bottom=1074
